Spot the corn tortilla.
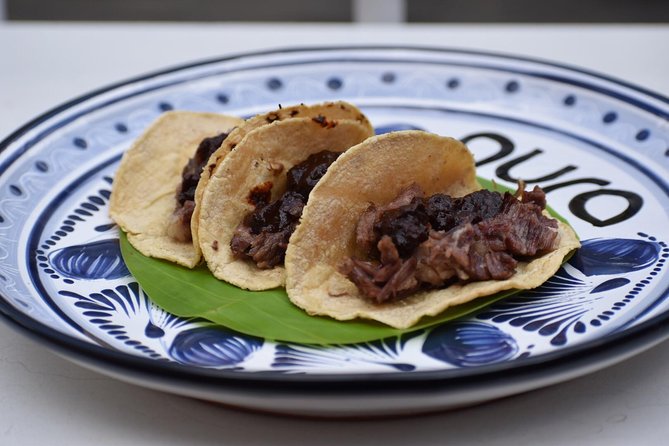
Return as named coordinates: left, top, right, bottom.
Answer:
left=191, top=101, right=373, bottom=256
left=110, top=111, right=243, bottom=267
left=198, top=117, right=375, bottom=290
left=285, top=131, right=581, bottom=329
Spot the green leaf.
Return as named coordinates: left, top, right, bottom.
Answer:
left=119, top=179, right=573, bottom=345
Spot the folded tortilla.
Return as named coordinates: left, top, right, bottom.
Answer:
left=110, top=111, right=243, bottom=267
left=198, top=117, right=375, bottom=290
left=285, top=130, right=581, bottom=329
left=191, top=101, right=373, bottom=258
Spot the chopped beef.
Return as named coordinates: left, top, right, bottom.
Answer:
left=340, top=184, right=560, bottom=303
left=426, top=189, right=503, bottom=232
left=356, top=185, right=506, bottom=262
left=414, top=225, right=519, bottom=283
left=177, top=133, right=229, bottom=206
left=355, top=184, right=425, bottom=255
left=166, top=200, right=195, bottom=243
left=286, top=151, right=341, bottom=198
left=355, top=204, right=379, bottom=255
left=246, top=191, right=305, bottom=234
left=481, top=192, right=558, bottom=257
left=340, top=236, right=419, bottom=303
left=424, top=194, right=453, bottom=231
left=229, top=222, right=254, bottom=256
left=413, top=231, right=457, bottom=286
left=519, top=184, right=547, bottom=208
left=167, top=132, right=230, bottom=242
left=374, top=198, right=430, bottom=258
left=230, top=222, right=294, bottom=269
left=230, top=151, right=341, bottom=268
left=240, top=191, right=306, bottom=267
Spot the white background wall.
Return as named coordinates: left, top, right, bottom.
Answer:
left=353, top=0, right=406, bottom=22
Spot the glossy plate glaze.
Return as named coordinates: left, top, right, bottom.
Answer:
left=1, top=47, right=668, bottom=417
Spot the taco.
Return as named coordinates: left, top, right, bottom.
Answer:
left=285, top=131, right=580, bottom=329
left=110, top=111, right=243, bottom=267
left=198, top=116, right=375, bottom=290
left=189, top=101, right=373, bottom=259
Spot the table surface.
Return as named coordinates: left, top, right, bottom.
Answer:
left=1, top=22, right=668, bottom=445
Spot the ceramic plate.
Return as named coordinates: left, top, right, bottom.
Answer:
left=1, top=47, right=668, bottom=417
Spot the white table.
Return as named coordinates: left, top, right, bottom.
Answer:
left=1, top=22, right=668, bottom=445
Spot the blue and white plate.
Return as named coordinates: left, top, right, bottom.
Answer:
left=1, top=47, right=668, bottom=417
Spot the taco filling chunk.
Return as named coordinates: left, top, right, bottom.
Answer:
left=230, top=150, right=341, bottom=269
left=340, top=182, right=559, bottom=304
left=167, top=132, right=230, bottom=243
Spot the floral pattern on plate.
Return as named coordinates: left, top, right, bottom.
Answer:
left=1, top=47, right=668, bottom=376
